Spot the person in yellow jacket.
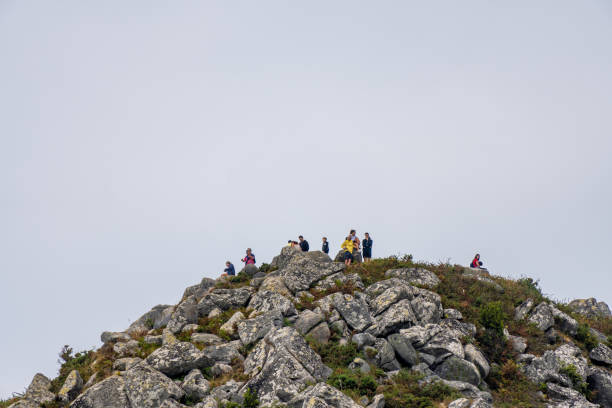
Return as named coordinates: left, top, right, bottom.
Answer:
left=341, top=236, right=354, bottom=265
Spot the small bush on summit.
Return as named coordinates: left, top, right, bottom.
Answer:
left=50, top=345, right=94, bottom=393
left=559, top=364, right=588, bottom=396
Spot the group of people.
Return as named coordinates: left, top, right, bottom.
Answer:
left=340, top=230, right=372, bottom=265
left=288, top=229, right=374, bottom=266
left=221, top=234, right=486, bottom=277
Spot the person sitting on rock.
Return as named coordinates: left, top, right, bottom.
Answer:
left=242, top=248, right=256, bottom=265
left=362, top=232, right=373, bottom=263
left=299, top=235, right=309, bottom=252
left=223, top=261, right=235, bottom=276
left=471, top=253, right=483, bottom=268
left=322, top=237, right=329, bottom=254
left=341, top=236, right=354, bottom=265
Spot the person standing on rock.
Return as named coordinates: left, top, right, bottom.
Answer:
left=223, top=261, right=235, bottom=276
left=341, top=236, right=354, bottom=265
left=362, top=232, right=373, bottom=262
left=299, top=235, right=309, bottom=252
left=242, top=248, right=256, bottom=265
left=322, top=237, right=329, bottom=254
left=350, top=229, right=361, bottom=250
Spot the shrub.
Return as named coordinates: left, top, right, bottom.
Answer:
left=327, top=369, right=377, bottom=397
left=50, top=345, right=95, bottom=393
left=308, top=335, right=360, bottom=369
left=381, top=369, right=458, bottom=408
left=259, top=263, right=277, bottom=274
left=559, top=364, right=588, bottom=396
left=575, top=324, right=599, bottom=351
left=243, top=387, right=259, bottom=408
left=480, top=301, right=506, bottom=336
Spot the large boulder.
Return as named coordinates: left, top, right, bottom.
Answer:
left=418, top=328, right=465, bottom=362
left=514, top=299, right=535, bottom=321
left=124, top=363, right=184, bottom=408
left=568, top=297, right=611, bottom=318
left=434, top=356, right=481, bottom=386
left=128, top=304, right=174, bottom=333
left=278, top=251, right=345, bottom=294
left=522, top=344, right=588, bottom=386
left=167, top=296, right=199, bottom=334
left=589, top=343, right=612, bottom=366
left=294, top=310, right=325, bottom=335
left=463, top=344, right=490, bottom=378
left=370, top=338, right=400, bottom=371
left=248, top=290, right=296, bottom=317
left=145, top=342, right=213, bottom=377
left=237, top=310, right=283, bottom=346
left=587, top=366, right=612, bottom=407
left=545, top=382, right=598, bottom=407
left=527, top=302, right=554, bottom=332
left=366, top=299, right=417, bottom=337
left=550, top=306, right=578, bottom=336
left=410, top=287, right=444, bottom=324
left=242, top=327, right=332, bottom=406
left=324, top=292, right=372, bottom=332
left=71, top=375, right=130, bottom=408
left=58, top=370, right=83, bottom=402
left=24, top=373, right=55, bottom=405
left=385, top=267, right=440, bottom=288
left=286, top=382, right=361, bottom=408
left=197, top=288, right=253, bottom=316
left=181, top=369, right=211, bottom=401
left=218, top=311, right=245, bottom=338
left=315, top=272, right=365, bottom=291
left=387, top=333, right=419, bottom=367
left=201, top=341, right=243, bottom=365
left=101, top=331, right=131, bottom=343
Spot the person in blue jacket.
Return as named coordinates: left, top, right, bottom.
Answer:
left=362, top=232, right=373, bottom=262
left=224, top=261, right=235, bottom=276
left=322, top=237, right=329, bottom=254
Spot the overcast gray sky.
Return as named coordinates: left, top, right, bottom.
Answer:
left=1, top=0, right=611, bottom=398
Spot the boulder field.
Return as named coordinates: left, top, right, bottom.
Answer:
left=5, top=247, right=612, bottom=408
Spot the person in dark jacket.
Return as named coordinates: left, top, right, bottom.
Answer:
left=298, top=235, right=309, bottom=252
left=224, top=261, right=236, bottom=276
left=362, top=232, right=373, bottom=262
left=322, top=237, right=329, bottom=254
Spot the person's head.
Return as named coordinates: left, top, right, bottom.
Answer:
left=299, top=235, right=304, bottom=242
left=246, top=248, right=252, bottom=254
left=226, top=261, right=231, bottom=266
left=350, top=229, right=356, bottom=235
left=365, top=232, right=370, bottom=238
left=288, top=240, right=292, bottom=244
left=475, top=253, right=480, bottom=259
left=322, top=237, right=327, bottom=242
left=346, top=236, right=351, bottom=241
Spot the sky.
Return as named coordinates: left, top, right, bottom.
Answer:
left=1, top=0, right=611, bottom=398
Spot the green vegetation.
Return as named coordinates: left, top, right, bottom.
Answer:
left=0, top=398, right=20, bottom=408
left=308, top=334, right=360, bottom=369
left=559, top=364, right=588, bottom=396
left=487, top=360, right=545, bottom=407
left=258, top=263, right=278, bottom=274
left=197, top=307, right=247, bottom=340
left=243, top=387, right=260, bottom=408
left=575, top=324, right=599, bottom=351
left=49, top=345, right=95, bottom=393
left=328, top=369, right=378, bottom=398
left=381, top=369, right=459, bottom=408
left=480, top=301, right=506, bottom=336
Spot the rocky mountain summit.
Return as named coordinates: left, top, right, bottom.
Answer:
left=3, top=247, right=612, bottom=408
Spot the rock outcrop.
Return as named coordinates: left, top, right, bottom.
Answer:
left=5, top=246, right=611, bottom=408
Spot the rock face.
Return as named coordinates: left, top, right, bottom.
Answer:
left=124, top=363, right=184, bottom=408
left=71, top=376, right=130, bottom=408
left=569, top=297, right=611, bottom=318
left=243, top=327, right=332, bottom=405
left=9, top=246, right=612, bottom=408
left=24, top=373, right=55, bottom=405
left=385, top=267, right=440, bottom=288
left=145, top=342, right=213, bottom=377
left=58, top=370, right=83, bottom=402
